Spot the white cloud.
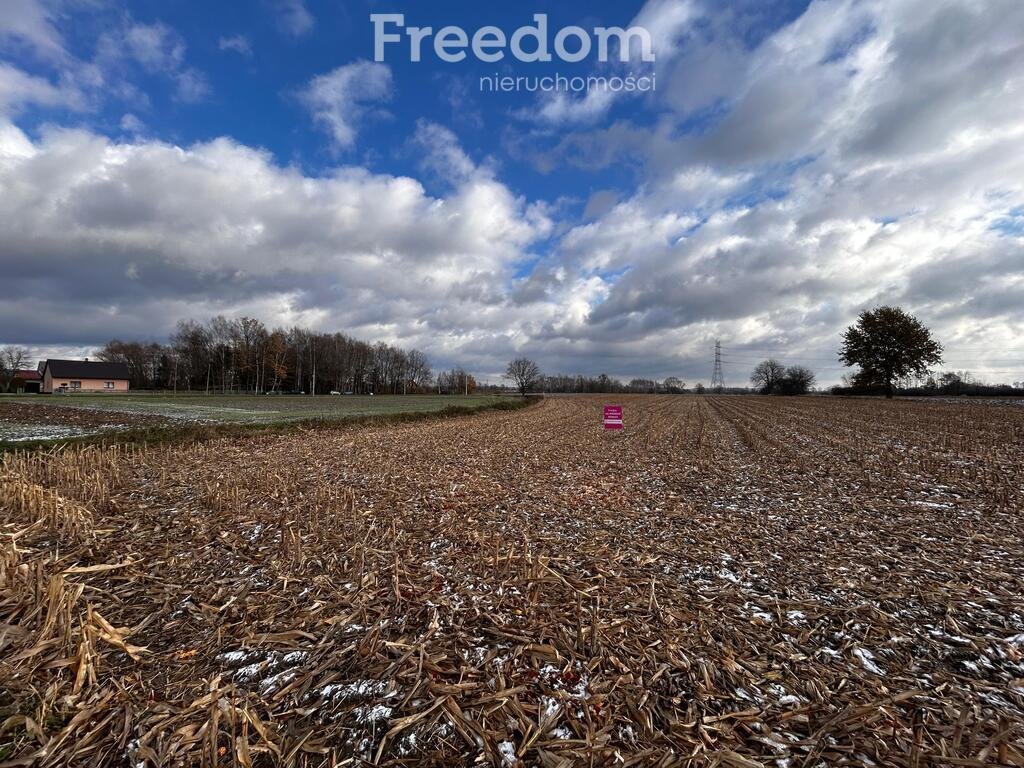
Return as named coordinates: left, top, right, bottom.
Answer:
left=526, top=0, right=698, bottom=127
left=174, top=68, right=210, bottom=103
left=218, top=35, right=253, bottom=57
left=0, top=121, right=554, bottom=371
left=120, top=22, right=186, bottom=72
left=119, top=113, right=144, bottom=134
left=411, top=120, right=481, bottom=184
left=93, top=19, right=210, bottom=105
left=0, top=61, right=81, bottom=113
left=0, top=0, right=66, bottom=61
left=300, top=61, right=393, bottom=150
left=524, top=0, right=1024, bottom=383
left=630, top=0, right=699, bottom=63
left=272, top=0, right=314, bottom=39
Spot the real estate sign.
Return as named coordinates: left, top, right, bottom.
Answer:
left=603, top=404, right=622, bottom=430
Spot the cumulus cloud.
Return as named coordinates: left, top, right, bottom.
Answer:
left=300, top=61, right=393, bottom=150
left=2, top=0, right=1023, bottom=385
left=517, top=0, right=1024, bottom=383
left=0, top=121, right=553, bottom=370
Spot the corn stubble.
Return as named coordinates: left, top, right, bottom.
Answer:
left=1, top=395, right=1022, bottom=766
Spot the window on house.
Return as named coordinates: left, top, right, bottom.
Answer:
left=70, top=381, right=81, bottom=389
left=105, top=381, right=115, bottom=389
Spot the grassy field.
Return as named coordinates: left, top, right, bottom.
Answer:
left=2, top=395, right=1022, bottom=765
left=0, top=393, right=518, bottom=446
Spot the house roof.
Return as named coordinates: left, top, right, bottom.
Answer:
left=43, top=359, right=130, bottom=380
left=13, top=369, right=41, bottom=381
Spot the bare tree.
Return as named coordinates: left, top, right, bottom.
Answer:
left=663, top=376, right=685, bottom=393
left=1, top=346, right=29, bottom=392
left=750, top=359, right=786, bottom=394
left=505, top=357, right=541, bottom=396
left=405, top=349, right=432, bottom=392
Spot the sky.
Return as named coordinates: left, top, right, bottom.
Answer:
left=1, top=0, right=1022, bottom=387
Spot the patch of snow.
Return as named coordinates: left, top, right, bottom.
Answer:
left=718, top=569, right=740, bottom=584
left=259, top=670, right=296, bottom=696
left=395, top=731, right=418, bottom=756
left=319, top=679, right=391, bottom=702
left=354, top=704, right=393, bottom=725
left=234, top=662, right=265, bottom=682
left=853, top=647, right=884, bottom=675
left=745, top=603, right=773, bottom=622
left=539, top=696, right=560, bottom=721
left=498, top=740, right=517, bottom=766
left=217, top=649, right=257, bottom=665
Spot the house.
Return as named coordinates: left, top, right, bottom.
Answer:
left=41, top=359, right=130, bottom=394
left=11, top=369, right=42, bottom=394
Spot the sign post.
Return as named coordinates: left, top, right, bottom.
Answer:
left=603, top=404, right=623, bottom=430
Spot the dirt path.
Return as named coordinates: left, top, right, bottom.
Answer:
left=2, top=396, right=1023, bottom=766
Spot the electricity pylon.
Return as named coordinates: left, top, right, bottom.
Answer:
left=710, top=340, right=725, bottom=392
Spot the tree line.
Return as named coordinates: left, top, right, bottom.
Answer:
left=503, top=359, right=688, bottom=395
left=95, top=317, right=434, bottom=395
left=505, top=306, right=1021, bottom=399
left=5, top=306, right=1020, bottom=397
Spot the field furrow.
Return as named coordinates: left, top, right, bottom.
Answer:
left=2, top=395, right=1022, bottom=766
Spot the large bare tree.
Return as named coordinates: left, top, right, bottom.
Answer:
left=750, top=359, right=786, bottom=394
left=505, top=357, right=542, bottom=396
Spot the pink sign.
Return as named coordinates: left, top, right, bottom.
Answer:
left=603, top=404, right=623, bottom=430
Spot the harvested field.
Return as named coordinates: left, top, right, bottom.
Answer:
left=0, top=400, right=173, bottom=443
left=0, top=394, right=515, bottom=447
left=2, top=395, right=1023, bottom=766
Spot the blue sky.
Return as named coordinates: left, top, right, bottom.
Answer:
left=2, top=0, right=1023, bottom=385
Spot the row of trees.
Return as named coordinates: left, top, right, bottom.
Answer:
left=905, top=370, right=1024, bottom=397
left=6, top=306, right=1018, bottom=398
left=505, top=307, right=963, bottom=399
left=96, top=317, right=432, bottom=395
left=503, top=358, right=689, bottom=395
left=436, top=367, right=478, bottom=395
